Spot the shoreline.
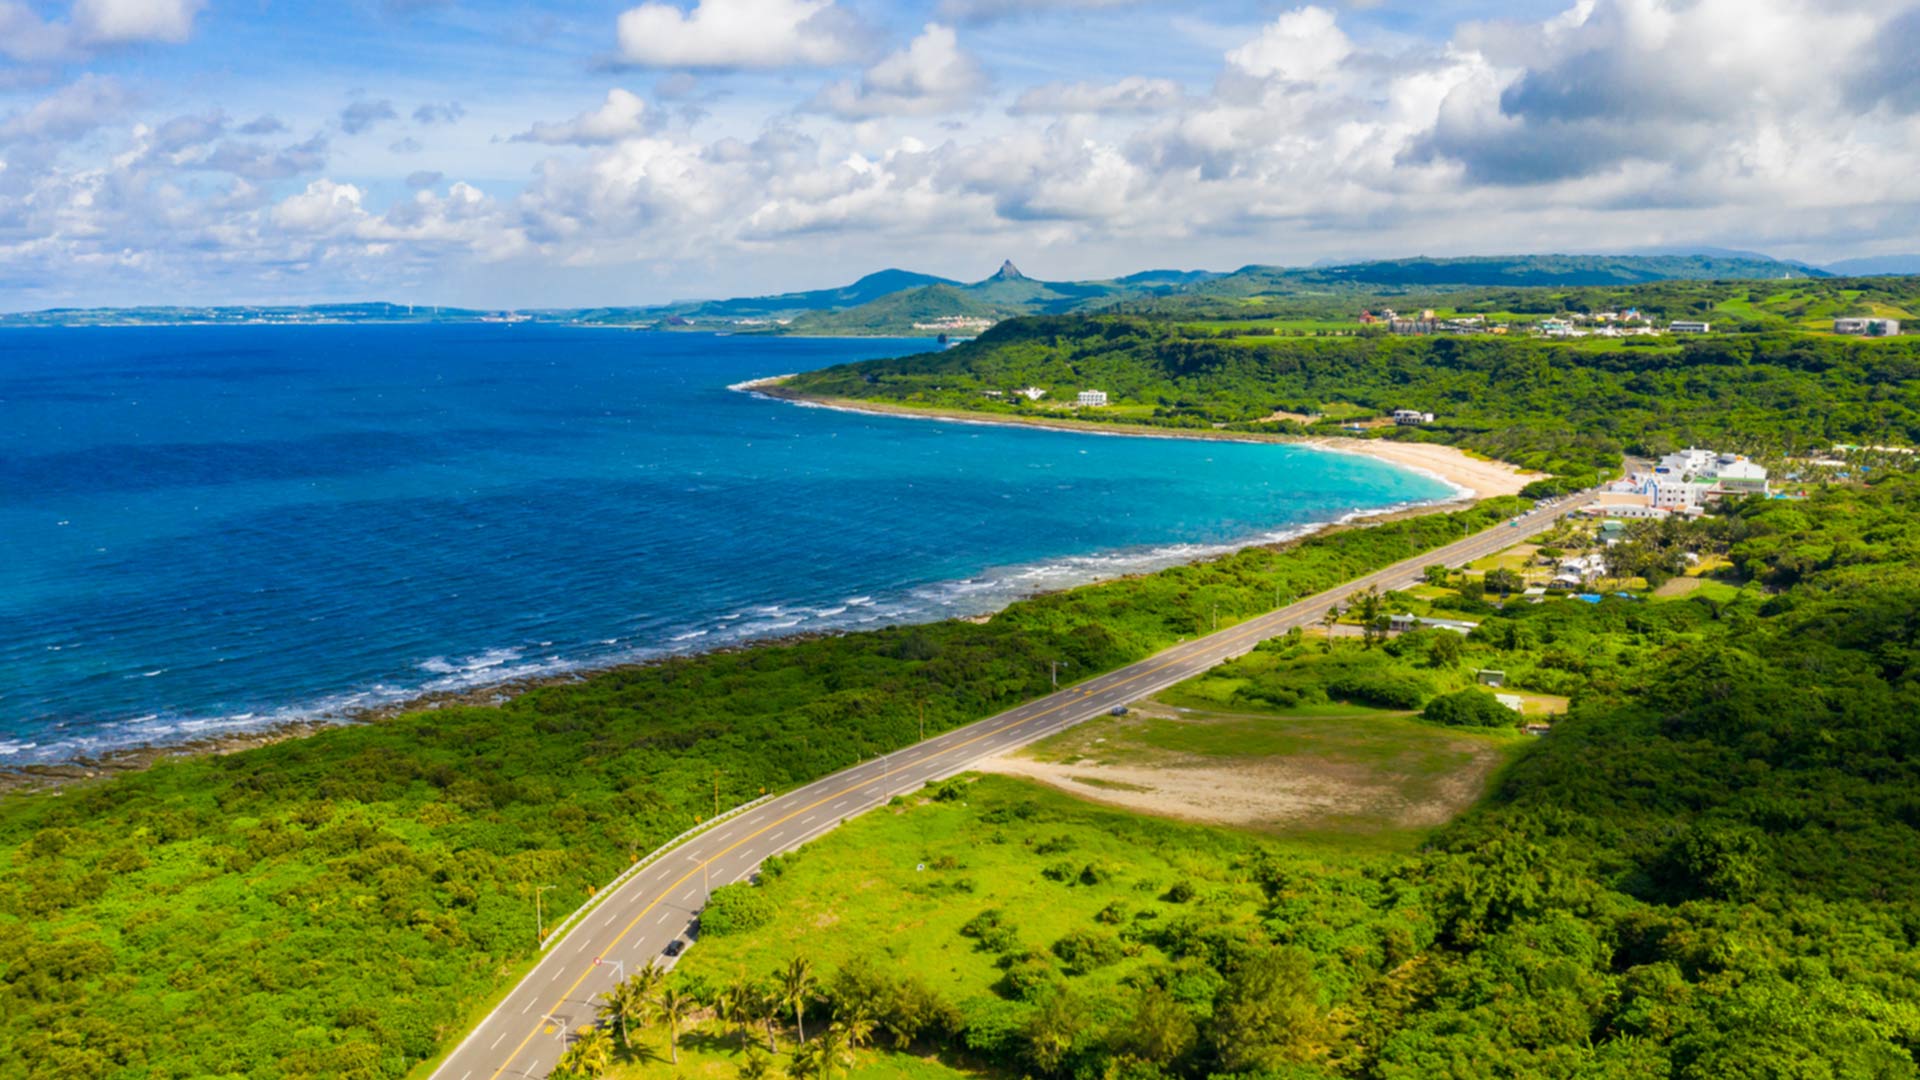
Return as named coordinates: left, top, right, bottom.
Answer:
left=2, top=382, right=1532, bottom=796
left=739, top=377, right=1542, bottom=501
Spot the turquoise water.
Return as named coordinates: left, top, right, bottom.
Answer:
left=0, top=325, right=1452, bottom=763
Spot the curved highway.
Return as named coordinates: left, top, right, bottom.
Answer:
left=430, top=493, right=1593, bottom=1080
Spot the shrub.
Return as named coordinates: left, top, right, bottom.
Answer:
left=1421, top=689, right=1517, bottom=728
left=699, top=883, right=773, bottom=937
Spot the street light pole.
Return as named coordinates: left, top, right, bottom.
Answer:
left=535, top=884, right=556, bottom=944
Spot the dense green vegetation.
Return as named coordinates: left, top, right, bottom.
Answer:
left=786, top=316, right=1920, bottom=491
left=0, top=500, right=1523, bottom=1080
left=643, top=477, right=1920, bottom=1080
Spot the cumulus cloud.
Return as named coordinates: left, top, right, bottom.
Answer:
left=199, top=134, right=330, bottom=181
left=808, top=23, right=984, bottom=119
left=238, top=114, right=287, bottom=136
left=341, top=100, right=398, bottom=135
left=615, top=0, right=862, bottom=69
left=72, top=0, right=204, bottom=45
left=390, top=136, right=423, bottom=153
left=511, top=88, right=655, bottom=146
left=1010, top=76, right=1186, bottom=116
left=1225, top=5, right=1351, bottom=83
left=0, top=2, right=74, bottom=61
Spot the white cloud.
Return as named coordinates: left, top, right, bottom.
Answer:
left=615, top=0, right=861, bottom=69
left=1010, top=76, right=1186, bottom=116
left=1225, top=5, right=1351, bottom=83
left=511, top=89, right=655, bottom=146
left=0, top=74, right=128, bottom=142
left=808, top=23, right=984, bottom=119
left=72, top=0, right=204, bottom=45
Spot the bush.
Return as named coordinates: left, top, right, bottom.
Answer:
left=1421, top=689, right=1517, bottom=728
left=1051, top=929, right=1124, bottom=974
left=699, top=882, right=774, bottom=937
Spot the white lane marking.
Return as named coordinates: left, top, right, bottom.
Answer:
left=801, top=814, right=816, bottom=824
left=768, top=830, right=785, bottom=841
left=656, top=911, right=669, bottom=924
left=491, top=1031, right=507, bottom=1049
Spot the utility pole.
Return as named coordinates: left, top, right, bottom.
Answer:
left=1211, top=603, right=1218, bottom=632
left=535, top=884, right=556, bottom=944
left=712, top=770, right=721, bottom=820
left=1049, top=660, right=1069, bottom=689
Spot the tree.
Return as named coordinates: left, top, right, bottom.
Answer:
left=1427, top=630, right=1464, bottom=669
left=738, top=1047, right=785, bottom=1080
left=791, top=1022, right=854, bottom=1080
left=1485, top=567, right=1524, bottom=596
left=719, top=976, right=758, bottom=1049
left=1423, top=563, right=1451, bottom=587
left=779, top=957, right=818, bottom=1043
left=1023, top=988, right=1090, bottom=1075
left=1119, top=985, right=1196, bottom=1067
left=655, top=983, right=693, bottom=1064
left=1214, top=947, right=1327, bottom=1073
left=599, top=974, right=650, bottom=1052
left=1320, top=605, right=1341, bottom=651
left=555, top=1028, right=615, bottom=1079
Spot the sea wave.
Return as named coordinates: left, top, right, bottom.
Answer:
left=3, top=493, right=1454, bottom=769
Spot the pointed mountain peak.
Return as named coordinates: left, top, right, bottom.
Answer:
left=990, top=259, right=1026, bottom=281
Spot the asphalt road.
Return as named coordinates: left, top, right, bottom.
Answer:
left=430, top=492, right=1594, bottom=1080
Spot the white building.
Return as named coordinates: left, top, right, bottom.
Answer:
left=1669, top=320, right=1712, bottom=333
left=1076, top=389, right=1109, bottom=407
left=1392, top=409, right=1435, bottom=425
left=1834, top=317, right=1901, bottom=337
left=1016, top=386, right=1046, bottom=401
left=1713, top=459, right=1770, bottom=493
left=1655, top=448, right=1720, bottom=481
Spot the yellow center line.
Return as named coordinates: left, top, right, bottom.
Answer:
left=479, top=505, right=1582, bottom=1077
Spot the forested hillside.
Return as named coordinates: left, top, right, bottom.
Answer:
left=786, top=317, right=1920, bottom=491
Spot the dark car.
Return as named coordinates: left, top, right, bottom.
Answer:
left=1109, top=706, right=1128, bottom=717
left=662, top=939, right=686, bottom=958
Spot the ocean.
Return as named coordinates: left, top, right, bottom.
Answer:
left=0, top=325, right=1453, bottom=764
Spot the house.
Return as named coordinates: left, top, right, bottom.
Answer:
left=1016, top=386, right=1046, bottom=401
left=1076, top=390, right=1109, bottom=407
left=1476, top=669, right=1507, bottom=688
left=1669, top=320, right=1712, bottom=333
left=1495, top=693, right=1526, bottom=712
left=1834, top=317, right=1901, bottom=337
left=1392, top=408, right=1435, bottom=425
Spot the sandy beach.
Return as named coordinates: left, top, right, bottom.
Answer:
left=740, top=377, right=1543, bottom=501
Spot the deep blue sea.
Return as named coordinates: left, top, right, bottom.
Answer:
left=0, top=325, right=1452, bottom=764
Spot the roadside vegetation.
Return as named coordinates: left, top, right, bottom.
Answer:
left=606, top=477, right=1920, bottom=1080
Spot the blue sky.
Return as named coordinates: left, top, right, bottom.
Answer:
left=1, top=0, right=1915, bottom=309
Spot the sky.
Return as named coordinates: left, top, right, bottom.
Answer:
left=2, top=0, right=1918, bottom=309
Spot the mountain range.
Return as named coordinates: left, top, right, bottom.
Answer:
left=5, top=251, right=1915, bottom=330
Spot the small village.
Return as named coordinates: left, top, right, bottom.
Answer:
left=1357, top=307, right=1904, bottom=338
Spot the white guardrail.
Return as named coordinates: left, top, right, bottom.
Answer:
left=540, top=791, right=778, bottom=951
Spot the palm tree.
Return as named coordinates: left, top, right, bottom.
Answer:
left=757, top=983, right=783, bottom=1052
left=719, top=976, right=758, bottom=1049
left=738, top=1047, right=785, bottom=1080
left=778, top=957, right=817, bottom=1043
left=791, top=1023, right=854, bottom=1080
left=655, top=983, right=694, bottom=1064
left=599, top=976, right=650, bottom=1053
left=555, top=1028, right=616, bottom=1079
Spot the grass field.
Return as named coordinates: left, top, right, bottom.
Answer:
left=608, top=774, right=1284, bottom=1078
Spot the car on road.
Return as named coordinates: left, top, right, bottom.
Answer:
left=662, top=939, right=685, bottom=958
